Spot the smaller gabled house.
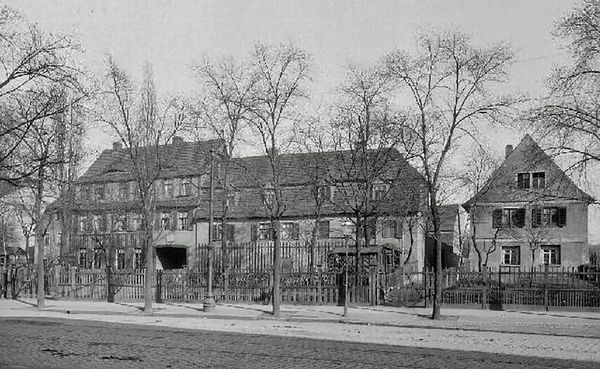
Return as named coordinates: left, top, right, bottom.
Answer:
left=464, top=135, right=595, bottom=269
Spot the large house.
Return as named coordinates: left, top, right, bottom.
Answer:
left=463, top=135, right=595, bottom=269
left=46, top=137, right=428, bottom=272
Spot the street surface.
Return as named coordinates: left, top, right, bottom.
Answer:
left=0, top=317, right=598, bottom=369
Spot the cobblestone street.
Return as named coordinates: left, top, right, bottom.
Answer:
left=0, top=317, right=598, bottom=369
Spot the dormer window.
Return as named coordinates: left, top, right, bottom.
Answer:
left=532, top=172, right=546, bottom=189
left=163, top=180, right=174, bottom=198
left=263, top=189, right=275, bottom=206
left=372, top=183, right=389, bottom=200
left=317, top=185, right=332, bottom=202
left=180, top=178, right=192, bottom=197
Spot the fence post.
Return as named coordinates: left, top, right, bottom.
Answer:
left=544, top=263, right=549, bottom=311
left=155, top=270, right=163, bottom=303
left=423, top=267, right=427, bottom=308
left=481, top=267, right=487, bottom=309
left=317, top=265, right=322, bottom=305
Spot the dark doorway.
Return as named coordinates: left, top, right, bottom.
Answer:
left=156, top=247, right=187, bottom=270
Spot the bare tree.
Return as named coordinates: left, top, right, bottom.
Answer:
left=191, top=56, right=256, bottom=290
left=528, top=0, right=600, bottom=176
left=0, top=5, right=83, bottom=183
left=385, top=30, right=514, bottom=319
left=244, top=42, right=310, bottom=317
left=98, top=58, right=188, bottom=312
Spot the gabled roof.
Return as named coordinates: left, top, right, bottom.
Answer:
left=195, top=148, right=426, bottom=220
left=464, top=135, right=595, bottom=208
left=77, top=139, right=223, bottom=184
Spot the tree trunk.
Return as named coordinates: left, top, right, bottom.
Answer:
left=431, top=195, right=442, bottom=320
left=272, top=219, right=281, bottom=317
left=35, top=167, right=45, bottom=309
left=143, top=206, right=154, bottom=312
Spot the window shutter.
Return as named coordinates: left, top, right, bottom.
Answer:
left=292, top=222, right=300, bottom=240
left=394, top=220, right=400, bottom=239
left=492, top=209, right=502, bottom=228
left=558, top=207, right=567, bottom=227
left=532, top=208, right=541, bottom=228
left=250, top=223, right=257, bottom=242
left=516, top=208, right=526, bottom=228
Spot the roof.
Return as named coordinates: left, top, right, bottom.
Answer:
left=195, top=148, right=426, bottom=220
left=438, top=204, right=461, bottom=232
left=77, top=139, right=223, bottom=184
left=464, top=134, right=595, bottom=208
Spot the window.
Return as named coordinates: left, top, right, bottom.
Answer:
left=317, top=220, right=330, bottom=239
left=180, top=178, right=192, bottom=197
left=381, top=220, right=398, bottom=238
left=78, top=216, right=87, bottom=233
left=317, top=186, right=332, bottom=202
left=226, top=192, right=237, bottom=207
left=113, top=214, right=126, bottom=232
left=502, top=246, right=520, bottom=265
left=163, top=180, right=174, bottom=198
left=517, top=173, right=531, bottom=189
left=94, top=184, right=105, bottom=201
left=532, top=172, right=546, bottom=189
left=532, top=207, right=566, bottom=228
left=133, top=248, right=143, bottom=269
left=161, top=212, right=171, bottom=230
left=178, top=212, right=190, bottom=231
left=92, top=248, right=103, bottom=269
left=262, top=189, right=275, bottom=206
left=118, top=183, right=129, bottom=200
left=254, top=222, right=273, bottom=241
left=128, top=213, right=141, bottom=231
left=92, top=215, right=106, bottom=232
left=78, top=248, right=88, bottom=268
left=542, top=245, right=561, bottom=265
left=116, top=249, right=126, bottom=270
left=211, top=223, right=235, bottom=242
left=372, top=183, right=389, bottom=200
left=281, top=222, right=300, bottom=240
left=492, top=208, right=525, bottom=228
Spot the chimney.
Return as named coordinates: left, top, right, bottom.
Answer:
left=172, top=136, right=184, bottom=145
left=112, top=141, right=122, bottom=150
left=505, top=144, right=513, bottom=159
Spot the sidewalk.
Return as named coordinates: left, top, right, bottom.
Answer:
left=1, top=298, right=599, bottom=338
left=1, top=299, right=600, bottom=362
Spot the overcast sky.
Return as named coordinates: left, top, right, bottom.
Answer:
left=7, top=0, right=598, bottom=242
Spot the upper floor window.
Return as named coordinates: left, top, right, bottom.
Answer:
left=180, top=178, right=192, bottom=197
left=94, top=184, right=105, bottom=201
left=226, top=192, right=238, bottom=207
left=262, top=188, right=275, bottom=207
left=372, top=183, right=390, bottom=200
left=532, top=207, right=566, bottom=228
left=542, top=245, right=561, bottom=265
left=492, top=208, right=525, bottom=228
left=517, top=173, right=530, bottom=189
left=532, top=172, right=546, bottom=189
left=161, top=212, right=172, bottom=230
left=502, top=246, right=520, bottom=265
left=317, top=185, right=332, bottom=202
left=178, top=212, right=191, bottom=231
left=381, top=219, right=398, bottom=238
left=163, top=180, right=174, bottom=198
left=118, top=183, right=129, bottom=200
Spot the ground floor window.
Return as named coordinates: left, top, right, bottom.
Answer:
left=92, top=248, right=103, bottom=269
left=281, top=222, right=300, bottom=240
left=542, top=245, right=561, bottom=265
left=317, top=220, right=330, bottom=239
left=116, top=249, right=126, bottom=270
left=78, top=248, right=87, bottom=268
left=502, top=246, right=520, bottom=265
left=133, top=248, right=143, bottom=269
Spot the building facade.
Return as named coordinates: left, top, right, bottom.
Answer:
left=47, top=138, right=428, bottom=271
left=464, top=135, right=595, bottom=269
